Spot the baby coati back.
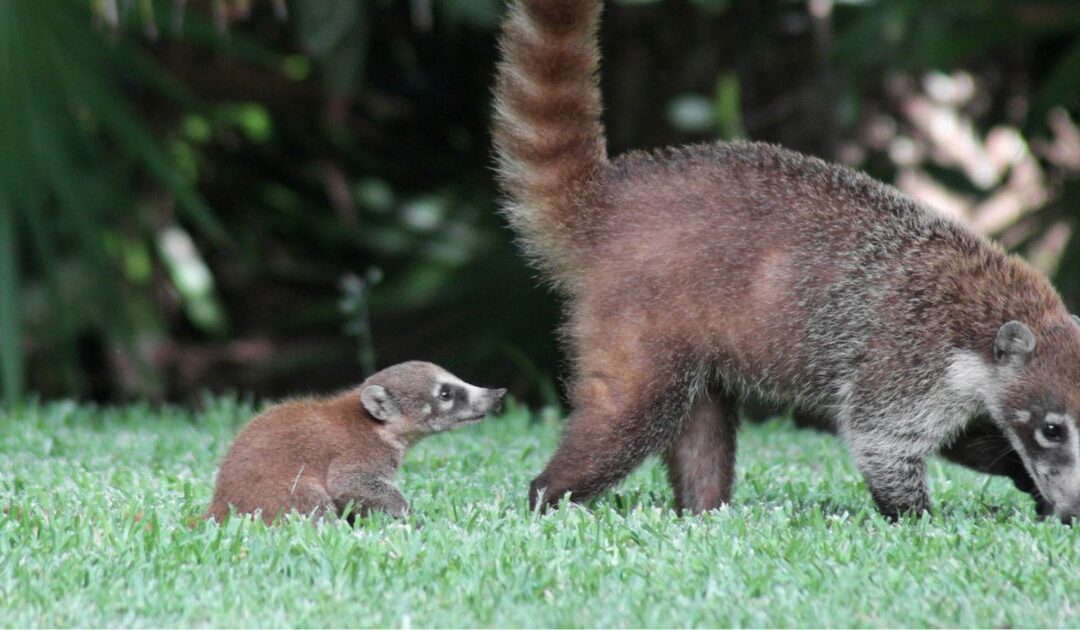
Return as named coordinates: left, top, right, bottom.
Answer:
left=494, top=0, right=1080, bottom=521
left=206, top=361, right=506, bottom=524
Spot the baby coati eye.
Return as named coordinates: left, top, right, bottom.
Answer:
left=438, top=385, right=452, bottom=401
left=1041, top=423, right=1064, bottom=442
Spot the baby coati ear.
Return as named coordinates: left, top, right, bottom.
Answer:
left=361, top=385, right=400, bottom=422
left=1072, top=314, right=1080, bottom=328
left=994, top=321, right=1036, bottom=366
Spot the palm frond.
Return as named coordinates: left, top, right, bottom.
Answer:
left=0, top=0, right=226, bottom=400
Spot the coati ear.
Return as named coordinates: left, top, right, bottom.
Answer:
left=1072, top=314, right=1080, bottom=329
left=994, top=321, right=1036, bottom=366
left=361, top=385, right=399, bottom=422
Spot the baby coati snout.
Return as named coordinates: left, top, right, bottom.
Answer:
left=206, top=361, right=507, bottom=524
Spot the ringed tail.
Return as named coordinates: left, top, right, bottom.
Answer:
left=493, top=0, right=608, bottom=281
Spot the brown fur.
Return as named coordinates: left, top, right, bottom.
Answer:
left=206, top=393, right=395, bottom=524
left=206, top=362, right=505, bottom=524
left=495, top=0, right=1080, bottom=519
left=665, top=388, right=740, bottom=513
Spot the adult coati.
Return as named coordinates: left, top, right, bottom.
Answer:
left=493, top=0, right=1080, bottom=520
left=206, top=362, right=506, bottom=524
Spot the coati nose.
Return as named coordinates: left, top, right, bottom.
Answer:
left=491, top=388, right=508, bottom=411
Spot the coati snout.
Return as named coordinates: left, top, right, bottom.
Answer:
left=206, top=361, right=507, bottom=524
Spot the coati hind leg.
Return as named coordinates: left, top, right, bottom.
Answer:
left=270, top=477, right=335, bottom=524
left=528, top=340, right=701, bottom=511
left=665, top=387, right=739, bottom=514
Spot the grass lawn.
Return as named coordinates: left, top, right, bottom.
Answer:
left=2, top=397, right=1079, bottom=627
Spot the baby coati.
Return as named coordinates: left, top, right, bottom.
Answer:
left=206, top=361, right=507, bottom=524
left=493, top=0, right=1080, bottom=521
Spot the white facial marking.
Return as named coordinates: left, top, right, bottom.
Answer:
left=431, top=379, right=454, bottom=410
left=439, top=372, right=484, bottom=406
left=1013, top=410, right=1031, bottom=424
left=1017, top=413, right=1080, bottom=514
left=1034, top=413, right=1071, bottom=449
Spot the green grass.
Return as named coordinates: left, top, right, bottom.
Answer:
left=2, top=398, right=1079, bottom=627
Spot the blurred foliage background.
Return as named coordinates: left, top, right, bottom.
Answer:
left=1, top=0, right=1079, bottom=404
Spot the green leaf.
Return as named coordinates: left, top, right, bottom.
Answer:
left=294, top=0, right=369, bottom=97
left=715, top=72, right=744, bottom=140
left=39, top=1, right=226, bottom=242
left=1032, top=38, right=1080, bottom=123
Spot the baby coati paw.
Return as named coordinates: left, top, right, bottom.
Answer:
left=528, top=476, right=550, bottom=512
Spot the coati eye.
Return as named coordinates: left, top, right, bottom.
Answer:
left=1042, top=423, right=1064, bottom=442
left=438, top=385, right=452, bottom=401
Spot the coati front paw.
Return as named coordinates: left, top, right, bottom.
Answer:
left=879, top=505, right=931, bottom=523
left=870, top=490, right=931, bottom=522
